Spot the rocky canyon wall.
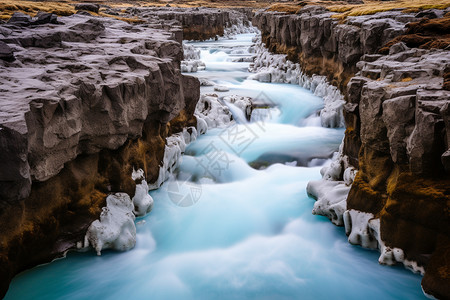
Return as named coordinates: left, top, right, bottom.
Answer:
left=254, top=6, right=450, bottom=299
left=125, top=7, right=253, bottom=40
left=0, top=6, right=248, bottom=297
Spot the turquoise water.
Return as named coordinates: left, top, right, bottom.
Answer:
left=5, top=33, right=425, bottom=300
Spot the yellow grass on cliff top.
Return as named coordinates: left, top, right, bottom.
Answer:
left=266, top=0, right=450, bottom=18
left=0, top=0, right=75, bottom=19
left=329, top=0, right=450, bottom=18
left=0, top=0, right=270, bottom=19
left=0, top=0, right=270, bottom=21
left=0, top=0, right=148, bottom=22
left=2, top=0, right=450, bottom=22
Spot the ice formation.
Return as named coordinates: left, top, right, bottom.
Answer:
left=131, top=168, right=154, bottom=217
left=183, top=43, right=200, bottom=60
left=307, top=141, right=356, bottom=226
left=343, top=211, right=425, bottom=275
left=84, top=193, right=137, bottom=255
left=194, top=94, right=234, bottom=129
left=223, top=22, right=259, bottom=38
left=181, top=43, right=205, bottom=73
left=149, top=127, right=198, bottom=190
left=309, top=141, right=424, bottom=274
left=248, top=41, right=345, bottom=128
left=214, top=85, right=230, bottom=92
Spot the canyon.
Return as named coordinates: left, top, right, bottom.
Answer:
left=0, top=2, right=449, bottom=299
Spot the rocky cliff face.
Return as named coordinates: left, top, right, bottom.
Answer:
left=125, top=7, right=253, bottom=40
left=253, top=6, right=418, bottom=90
left=254, top=6, right=450, bottom=299
left=0, top=13, right=201, bottom=297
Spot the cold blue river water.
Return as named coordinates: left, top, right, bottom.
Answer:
left=5, top=33, right=426, bottom=300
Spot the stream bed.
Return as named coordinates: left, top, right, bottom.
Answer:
left=5, top=33, right=426, bottom=300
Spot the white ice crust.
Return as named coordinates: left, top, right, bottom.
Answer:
left=248, top=41, right=345, bottom=128
left=84, top=193, right=137, bottom=255
left=132, top=168, right=154, bottom=217
left=307, top=141, right=356, bottom=226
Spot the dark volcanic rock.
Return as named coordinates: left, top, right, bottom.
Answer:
left=74, top=3, right=100, bottom=13
left=33, top=11, right=58, bottom=25
left=415, top=9, right=444, bottom=19
left=7, top=12, right=32, bottom=26
left=0, top=14, right=199, bottom=298
left=253, top=7, right=409, bottom=90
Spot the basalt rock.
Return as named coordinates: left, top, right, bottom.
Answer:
left=379, top=16, right=450, bottom=53
left=126, top=7, right=252, bottom=41
left=345, top=29, right=450, bottom=300
left=253, top=6, right=412, bottom=91
left=0, top=14, right=199, bottom=298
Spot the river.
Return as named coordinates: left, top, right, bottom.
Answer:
left=5, top=33, right=425, bottom=300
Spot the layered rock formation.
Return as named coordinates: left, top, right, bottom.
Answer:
left=346, top=45, right=450, bottom=299
left=0, top=13, right=200, bottom=297
left=254, top=6, right=450, bottom=299
left=253, top=6, right=423, bottom=90
left=125, top=7, right=253, bottom=40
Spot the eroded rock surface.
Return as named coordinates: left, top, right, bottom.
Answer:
left=253, top=6, right=415, bottom=90
left=0, top=13, right=200, bottom=297
left=346, top=44, right=450, bottom=299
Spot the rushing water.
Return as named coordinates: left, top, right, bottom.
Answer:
left=6, top=33, right=425, bottom=300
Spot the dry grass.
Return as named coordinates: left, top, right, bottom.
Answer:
left=267, top=3, right=302, bottom=14
left=263, top=0, right=450, bottom=19
left=329, top=0, right=450, bottom=19
left=0, top=0, right=75, bottom=20
left=0, top=0, right=269, bottom=21
left=0, top=0, right=150, bottom=23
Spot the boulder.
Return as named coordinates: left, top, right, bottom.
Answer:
left=74, top=3, right=100, bottom=13
left=6, top=12, right=31, bottom=26
left=33, top=11, right=58, bottom=25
